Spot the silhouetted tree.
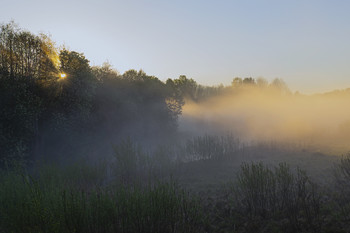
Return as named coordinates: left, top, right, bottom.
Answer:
left=270, top=78, right=291, bottom=95
left=0, top=75, right=42, bottom=164
left=231, top=77, right=243, bottom=88
left=256, top=77, right=268, bottom=88
left=173, top=75, right=198, bottom=100
left=242, top=77, right=255, bottom=85
left=0, top=22, right=58, bottom=79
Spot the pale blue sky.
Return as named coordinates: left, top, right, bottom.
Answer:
left=1, top=0, right=350, bottom=93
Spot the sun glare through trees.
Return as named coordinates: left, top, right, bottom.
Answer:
left=1, top=1, right=350, bottom=230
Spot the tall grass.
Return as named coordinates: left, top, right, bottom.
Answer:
left=183, top=134, right=240, bottom=161
left=0, top=166, right=204, bottom=233
left=112, top=138, right=176, bottom=185
left=3, top=137, right=350, bottom=233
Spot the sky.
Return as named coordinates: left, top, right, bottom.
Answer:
left=1, top=0, right=350, bottom=93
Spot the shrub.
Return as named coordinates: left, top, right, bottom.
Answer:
left=332, top=153, right=350, bottom=227
left=222, top=162, right=322, bottom=232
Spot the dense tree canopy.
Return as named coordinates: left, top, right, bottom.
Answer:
left=0, top=22, right=188, bottom=164
left=0, top=22, right=58, bottom=79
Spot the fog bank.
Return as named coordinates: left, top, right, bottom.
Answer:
left=179, top=87, right=350, bottom=154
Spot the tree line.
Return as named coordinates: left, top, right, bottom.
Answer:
left=0, top=22, right=290, bottom=165
left=0, top=22, right=185, bottom=164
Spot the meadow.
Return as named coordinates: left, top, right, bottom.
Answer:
left=1, top=136, right=350, bottom=233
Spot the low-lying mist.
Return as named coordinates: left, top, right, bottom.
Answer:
left=179, top=86, right=350, bottom=154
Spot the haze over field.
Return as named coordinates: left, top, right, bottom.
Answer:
left=2, top=1, right=350, bottom=232
left=180, top=86, right=350, bottom=153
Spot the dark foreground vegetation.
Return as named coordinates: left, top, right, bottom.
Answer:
left=1, top=22, right=350, bottom=232
left=0, top=168, right=203, bottom=233
left=1, top=139, right=350, bottom=233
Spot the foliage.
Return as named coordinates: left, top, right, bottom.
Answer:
left=0, top=166, right=204, bottom=233
left=0, top=22, right=58, bottom=79
left=332, top=153, right=350, bottom=228
left=112, top=138, right=150, bottom=184
left=112, top=138, right=177, bottom=185
left=216, top=162, right=323, bottom=232
left=0, top=75, right=42, bottom=164
left=93, top=67, right=184, bottom=141
left=0, top=22, right=185, bottom=164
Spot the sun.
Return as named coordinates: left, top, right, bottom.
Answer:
left=59, top=73, right=67, bottom=79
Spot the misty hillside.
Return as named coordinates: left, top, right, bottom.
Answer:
left=1, top=22, right=350, bottom=233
